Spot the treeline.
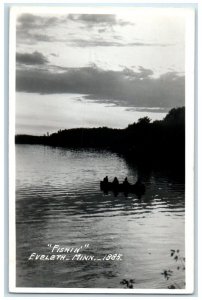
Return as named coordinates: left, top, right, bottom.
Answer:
left=15, top=107, right=185, bottom=166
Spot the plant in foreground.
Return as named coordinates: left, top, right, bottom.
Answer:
left=161, top=249, right=185, bottom=289
left=120, top=279, right=135, bottom=289
left=120, top=249, right=185, bottom=289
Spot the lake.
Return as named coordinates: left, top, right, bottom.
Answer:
left=15, top=144, right=185, bottom=289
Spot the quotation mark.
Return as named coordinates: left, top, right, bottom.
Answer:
left=47, top=243, right=89, bottom=249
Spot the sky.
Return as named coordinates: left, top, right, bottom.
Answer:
left=15, top=7, right=186, bottom=135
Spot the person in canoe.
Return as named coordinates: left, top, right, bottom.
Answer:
left=123, top=177, right=130, bottom=188
left=103, top=176, right=108, bottom=183
left=113, top=177, right=119, bottom=186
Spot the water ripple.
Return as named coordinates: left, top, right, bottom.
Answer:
left=15, top=145, right=185, bottom=289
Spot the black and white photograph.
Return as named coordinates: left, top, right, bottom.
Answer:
left=9, top=5, right=195, bottom=293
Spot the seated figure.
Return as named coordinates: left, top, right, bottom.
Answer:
left=103, top=176, right=108, bottom=183
left=123, top=177, right=129, bottom=187
left=113, top=177, right=119, bottom=185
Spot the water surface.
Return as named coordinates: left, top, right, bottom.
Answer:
left=16, top=145, right=185, bottom=289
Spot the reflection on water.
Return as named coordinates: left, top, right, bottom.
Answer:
left=16, top=145, right=185, bottom=288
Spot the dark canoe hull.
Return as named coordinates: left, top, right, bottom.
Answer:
left=100, top=181, right=145, bottom=195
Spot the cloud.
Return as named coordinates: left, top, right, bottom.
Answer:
left=66, top=38, right=172, bottom=48
left=16, top=51, right=49, bottom=65
left=50, top=53, right=58, bottom=57
left=16, top=13, right=171, bottom=48
left=136, top=66, right=154, bottom=77
left=125, top=107, right=169, bottom=113
left=16, top=13, right=63, bottom=45
left=67, top=38, right=123, bottom=47
left=98, top=28, right=107, bottom=33
left=17, top=13, right=132, bottom=33
left=31, top=34, right=53, bottom=42
left=67, top=14, right=116, bottom=25
left=16, top=65, right=184, bottom=109
left=17, top=32, right=53, bottom=45
left=123, top=66, right=153, bottom=78
left=17, top=13, right=59, bottom=30
left=67, top=14, right=132, bottom=27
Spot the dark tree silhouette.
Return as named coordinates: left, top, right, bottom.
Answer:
left=15, top=107, right=185, bottom=170
left=137, top=116, right=151, bottom=125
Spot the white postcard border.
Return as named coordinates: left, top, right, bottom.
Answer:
left=8, top=4, right=195, bottom=294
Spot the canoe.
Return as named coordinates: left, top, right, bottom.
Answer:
left=100, top=180, right=145, bottom=195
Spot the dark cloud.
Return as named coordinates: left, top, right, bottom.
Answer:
left=16, top=51, right=49, bottom=65
left=17, top=13, right=38, bottom=28
left=67, top=14, right=116, bottom=24
left=16, top=66, right=184, bottom=109
left=17, top=13, right=59, bottom=30
left=67, top=14, right=132, bottom=27
left=16, top=13, right=63, bottom=45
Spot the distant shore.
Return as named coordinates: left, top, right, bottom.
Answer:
left=15, top=107, right=185, bottom=168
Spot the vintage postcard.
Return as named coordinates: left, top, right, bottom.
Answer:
left=9, top=5, right=195, bottom=294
